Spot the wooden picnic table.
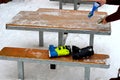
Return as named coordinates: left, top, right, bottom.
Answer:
left=5, top=8, right=111, bottom=80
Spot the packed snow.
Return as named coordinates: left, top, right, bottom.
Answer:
left=0, top=0, right=120, bottom=80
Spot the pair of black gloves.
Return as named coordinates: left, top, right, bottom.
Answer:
left=71, top=46, right=94, bottom=60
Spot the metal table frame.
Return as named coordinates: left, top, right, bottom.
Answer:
left=6, top=26, right=110, bottom=80
left=6, top=26, right=111, bottom=47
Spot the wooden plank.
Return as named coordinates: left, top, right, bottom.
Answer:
left=0, top=47, right=109, bottom=65
left=6, top=8, right=111, bottom=33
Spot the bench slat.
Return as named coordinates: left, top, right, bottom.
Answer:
left=0, top=47, right=109, bottom=65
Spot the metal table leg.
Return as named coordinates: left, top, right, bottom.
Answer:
left=59, top=0, right=62, bottom=9
left=84, top=67, right=90, bottom=80
left=74, top=0, right=78, bottom=10
left=89, top=34, right=94, bottom=46
left=39, top=31, right=44, bottom=46
left=50, top=32, right=64, bottom=70
left=18, top=61, right=24, bottom=80
left=58, top=32, right=64, bottom=46
left=63, top=33, right=68, bottom=45
left=50, top=32, right=64, bottom=69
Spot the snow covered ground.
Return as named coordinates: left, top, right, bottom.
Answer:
left=0, top=0, right=120, bottom=80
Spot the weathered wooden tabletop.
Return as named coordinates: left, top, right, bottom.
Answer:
left=6, top=8, right=111, bottom=34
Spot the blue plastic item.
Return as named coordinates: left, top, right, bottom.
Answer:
left=49, top=45, right=58, bottom=57
left=49, top=45, right=71, bottom=58
left=88, top=2, right=101, bottom=18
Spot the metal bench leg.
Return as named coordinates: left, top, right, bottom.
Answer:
left=18, top=61, right=24, bottom=80
left=89, top=34, right=94, bottom=46
left=84, top=67, right=90, bottom=80
left=39, top=31, right=44, bottom=47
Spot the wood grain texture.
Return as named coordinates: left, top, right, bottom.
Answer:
left=6, top=8, right=111, bottom=33
left=0, top=47, right=109, bottom=65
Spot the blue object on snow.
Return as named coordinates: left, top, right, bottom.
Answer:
left=49, top=45, right=58, bottom=57
left=88, top=2, right=101, bottom=18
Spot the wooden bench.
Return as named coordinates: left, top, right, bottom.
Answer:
left=0, top=47, right=110, bottom=80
